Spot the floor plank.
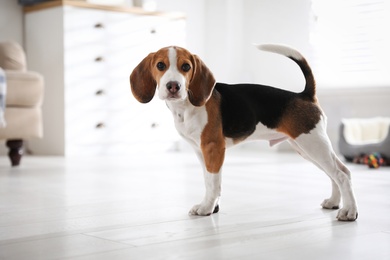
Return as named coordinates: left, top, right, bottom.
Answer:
left=0, top=234, right=131, bottom=260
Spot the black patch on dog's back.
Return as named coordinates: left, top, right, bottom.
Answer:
left=215, top=82, right=297, bottom=139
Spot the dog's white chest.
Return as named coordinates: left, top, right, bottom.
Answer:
left=166, top=101, right=208, bottom=146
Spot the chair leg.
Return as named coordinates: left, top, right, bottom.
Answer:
left=6, top=139, right=23, bottom=166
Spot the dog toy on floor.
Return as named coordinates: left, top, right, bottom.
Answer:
left=353, top=152, right=387, bottom=169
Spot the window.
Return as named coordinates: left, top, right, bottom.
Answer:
left=310, top=0, right=390, bottom=88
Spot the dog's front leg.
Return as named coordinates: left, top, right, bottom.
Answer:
left=189, top=169, right=222, bottom=216
left=189, top=142, right=225, bottom=216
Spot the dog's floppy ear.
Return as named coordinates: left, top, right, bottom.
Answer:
left=188, top=55, right=216, bottom=107
left=130, top=52, right=157, bottom=103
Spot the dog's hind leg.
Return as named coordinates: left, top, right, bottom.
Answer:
left=288, top=139, right=341, bottom=210
left=291, top=117, right=358, bottom=221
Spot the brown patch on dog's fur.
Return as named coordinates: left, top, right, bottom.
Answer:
left=187, top=55, right=216, bottom=107
left=130, top=48, right=171, bottom=103
left=150, top=48, right=171, bottom=87
left=232, top=136, right=247, bottom=145
left=276, top=99, right=322, bottom=139
left=174, top=47, right=194, bottom=86
left=130, top=52, right=157, bottom=103
left=201, top=91, right=226, bottom=173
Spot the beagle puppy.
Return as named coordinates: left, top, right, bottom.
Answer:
left=130, top=44, right=358, bottom=221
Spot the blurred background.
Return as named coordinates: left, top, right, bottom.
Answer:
left=0, top=0, right=389, bottom=158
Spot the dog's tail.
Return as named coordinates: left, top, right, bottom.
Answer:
left=255, top=44, right=316, bottom=101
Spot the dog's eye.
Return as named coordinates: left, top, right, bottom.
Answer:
left=157, top=62, right=166, bottom=71
left=181, top=63, right=191, bottom=72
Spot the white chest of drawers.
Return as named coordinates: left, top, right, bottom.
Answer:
left=24, top=2, right=186, bottom=155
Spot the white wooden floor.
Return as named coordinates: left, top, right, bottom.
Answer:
left=0, top=150, right=389, bottom=259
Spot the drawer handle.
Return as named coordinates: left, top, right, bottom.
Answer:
left=95, top=56, right=104, bottom=62
left=150, top=28, right=156, bottom=34
left=95, top=89, right=105, bottom=95
left=96, top=122, right=106, bottom=129
left=94, top=23, right=104, bottom=29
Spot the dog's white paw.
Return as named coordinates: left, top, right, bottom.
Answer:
left=336, top=207, right=358, bottom=221
left=321, top=199, right=340, bottom=210
left=189, top=203, right=219, bottom=216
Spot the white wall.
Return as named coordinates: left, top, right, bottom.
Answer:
left=203, top=0, right=245, bottom=83
left=155, top=0, right=207, bottom=57
left=243, top=0, right=313, bottom=91
left=0, top=1, right=24, bottom=44
left=0, top=1, right=24, bottom=156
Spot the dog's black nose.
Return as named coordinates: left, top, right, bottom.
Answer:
left=166, top=81, right=181, bottom=94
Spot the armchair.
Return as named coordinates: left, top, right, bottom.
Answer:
left=0, top=41, right=44, bottom=166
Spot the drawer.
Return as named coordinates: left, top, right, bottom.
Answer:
left=66, top=112, right=151, bottom=145
left=105, top=13, right=161, bottom=35
left=66, top=109, right=109, bottom=144
left=151, top=19, right=186, bottom=38
left=105, top=16, right=185, bottom=50
left=100, top=80, right=134, bottom=111
left=65, top=77, right=136, bottom=116
left=66, top=103, right=179, bottom=154
left=64, top=7, right=107, bottom=48
left=66, top=85, right=110, bottom=118
left=64, top=28, right=106, bottom=49
left=64, top=6, right=107, bottom=30
left=64, top=26, right=106, bottom=49
left=65, top=47, right=109, bottom=84
left=65, top=43, right=106, bottom=68
left=64, top=7, right=151, bottom=49
left=65, top=60, right=107, bottom=84
left=106, top=29, right=155, bottom=51
left=65, top=45, right=154, bottom=84
left=150, top=20, right=187, bottom=49
left=65, top=101, right=157, bottom=142
left=109, top=100, right=178, bottom=138
left=106, top=119, right=177, bottom=145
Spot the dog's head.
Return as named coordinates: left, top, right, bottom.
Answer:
left=130, top=46, right=215, bottom=107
